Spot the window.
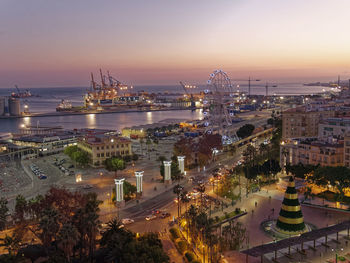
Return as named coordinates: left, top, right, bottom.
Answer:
left=106, top=152, right=110, bottom=157
left=106, top=146, right=109, bottom=149
left=97, top=147, right=99, bottom=150
left=111, top=145, right=114, bottom=149
left=101, top=146, right=104, bottom=150
left=101, top=153, right=104, bottom=157
left=97, top=153, right=100, bottom=157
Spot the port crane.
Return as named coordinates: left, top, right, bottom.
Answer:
left=180, top=81, right=196, bottom=108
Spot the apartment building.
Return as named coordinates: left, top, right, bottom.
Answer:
left=282, top=106, right=335, bottom=139
left=318, top=118, right=350, bottom=138
left=280, top=137, right=344, bottom=168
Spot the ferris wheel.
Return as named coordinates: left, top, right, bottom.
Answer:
left=203, top=70, right=235, bottom=136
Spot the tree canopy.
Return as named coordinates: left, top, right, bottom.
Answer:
left=104, top=157, right=126, bottom=177
left=236, top=124, right=255, bottom=139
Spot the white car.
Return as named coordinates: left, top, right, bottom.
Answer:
left=121, top=218, right=134, bottom=225
left=145, top=215, right=156, bottom=221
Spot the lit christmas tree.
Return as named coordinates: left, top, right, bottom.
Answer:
left=276, top=176, right=306, bottom=234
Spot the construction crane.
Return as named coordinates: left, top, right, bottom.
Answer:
left=264, top=82, right=278, bottom=97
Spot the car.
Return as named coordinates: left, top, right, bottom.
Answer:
left=152, top=209, right=161, bottom=215
left=145, top=215, right=157, bottom=221
left=160, top=212, right=170, bottom=219
left=68, top=164, right=74, bottom=169
left=83, top=184, right=93, bottom=189
left=121, top=218, right=134, bottom=225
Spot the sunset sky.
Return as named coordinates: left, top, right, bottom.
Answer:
left=1, top=0, right=350, bottom=87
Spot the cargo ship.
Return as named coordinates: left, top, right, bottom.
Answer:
left=56, top=99, right=72, bottom=111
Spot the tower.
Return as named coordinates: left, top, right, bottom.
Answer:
left=276, top=176, right=306, bottom=234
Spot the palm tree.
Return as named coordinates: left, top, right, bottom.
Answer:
left=173, top=185, right=183, bottom=218
left=198, top=184, right=206, bottom=210
left=259, top=143, right=267, bottom=158
left=146, top=138, right=152, bottom=160
left=0, top=234, right=21, bottom=256
left=139, top=138, right=144, bottom=155
left=38, top=208, right=60, bottom=249
left=243, top=145, right=257, bottom=166
left=58, top=223, right=79, bottom=262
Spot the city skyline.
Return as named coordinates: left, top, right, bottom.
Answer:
left=1, top=0, right=350, bottom=87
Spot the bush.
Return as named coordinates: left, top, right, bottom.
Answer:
left=169, top=227, right=180, bottom=240
left=235, top=207, right=241, bottom=214
left=185, top=252, right=196, bottom=262
left=176, top=240, right=187, bottom=254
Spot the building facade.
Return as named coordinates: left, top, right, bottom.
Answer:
left=318, top=118, right=350, bottom=138
left=12, top=134, right=77, bottom=156
left=77, top=134, right=132, bottom=166
left=282, top=106, right=335, bottom=139
left=280, top=137, right=344, bottom=168
left=344, top=133, right=350, bottom=168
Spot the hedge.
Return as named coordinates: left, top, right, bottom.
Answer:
left=176, top=240, right=187, bottom=254
left=185, top=251, right=196, bottom=262
left=169, top=227, right=180, bottom=240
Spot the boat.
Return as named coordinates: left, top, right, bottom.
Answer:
left=56, top=99, right=72, bottom=111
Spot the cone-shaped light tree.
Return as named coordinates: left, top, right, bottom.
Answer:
left=276, top=176, right=306, bottom=234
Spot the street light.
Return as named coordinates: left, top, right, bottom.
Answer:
left=331, top=248, right=344, bottom=263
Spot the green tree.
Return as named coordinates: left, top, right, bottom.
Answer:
left=104, top=157, right=126, bottom=178
left=64, top=145, right=78, bottom=158
left=123, top=181, right=137, bottom=200
left=72, top=151, right=90, bottom=166
left=236, top=124, right=255, bottom=139
left=14, top=195, right=27, bottom=223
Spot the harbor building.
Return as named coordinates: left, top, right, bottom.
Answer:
left=280, top=137, right=344, bottom=168
left=11, top=134, right=77, bottom=156
left=282, top=106, right=335, bottom=139
left=77, top=134, right=132, bottom=167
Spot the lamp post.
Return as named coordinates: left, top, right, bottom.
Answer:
left=332, top=248, right=344, bottom=263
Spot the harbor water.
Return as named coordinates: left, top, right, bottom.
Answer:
left=0, top=84, right=329, bottom=133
